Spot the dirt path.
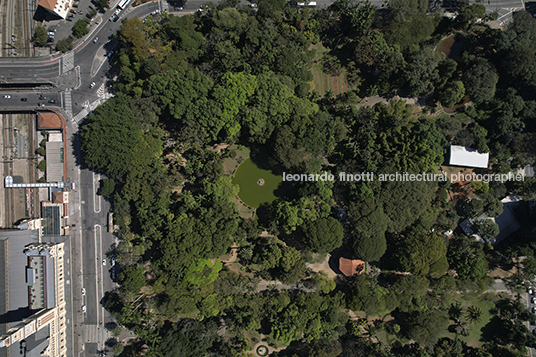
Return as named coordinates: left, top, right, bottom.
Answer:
left=357, top=94, right=426, bottom=110
left=332, top=74, right=340, bottom=97
left=306, top=253, right=337, bottom=279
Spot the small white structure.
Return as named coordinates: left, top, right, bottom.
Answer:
left=449, top=145, right=489, bottom=169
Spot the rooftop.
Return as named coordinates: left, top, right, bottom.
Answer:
left=339, top=257, right=365, bottom=277
left=449, top=145, right=489, bottom=169
left=0, top=230, right=39, bottom=337
left=37, top=112, right=62, bottom=130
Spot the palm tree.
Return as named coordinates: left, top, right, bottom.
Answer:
left=449, top=301, right=463, bottom=321
left=466, top=305, right=484, bottom=324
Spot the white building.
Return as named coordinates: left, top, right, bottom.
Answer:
left=448, top=145, right=489, bottom=169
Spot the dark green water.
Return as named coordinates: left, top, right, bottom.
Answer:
left=232, top=158, right=282, bottom=208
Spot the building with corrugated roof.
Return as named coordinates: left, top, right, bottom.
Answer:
left=448, top=145, right=489, bottom=169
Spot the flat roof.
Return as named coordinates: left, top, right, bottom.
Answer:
left=44, top=256, right=55, bottom=309
left=8, top=324, right=49, bottom=357
left=449, top=145, right=489, bottom=168
left=46, top=141, right=64, bottom=182
left=0, top=230, right=39, bottom=336
left=42, top=206, right=61, bottom=236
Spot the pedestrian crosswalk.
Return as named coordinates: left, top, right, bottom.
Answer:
left=97, top=84, right=105, bottom=98
left=83, top=324, right=111, bottom=343
left=62, top=52, right=75, bottom=74
left=63, top=90, right=72, bottom=119
left=72, top=108, right=88, bottom=123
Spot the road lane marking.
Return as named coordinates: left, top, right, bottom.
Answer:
left=93, top=172, right=101, bottom=213
left=94, top=224, right=101, bottom=327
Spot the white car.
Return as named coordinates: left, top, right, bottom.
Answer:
left=102, top=259, right=106, bottom=266
left=111, top=257, right=116, bottom=266
left=90, top=82, right=96, bottom=89
left=532, top=296, right=536, bottom=304
left=81, top=288, right=86, bottom=295
left=529, top=288, right=534, bottom=295
left=82, top=305, right=87, bottom=313
left=3, top=95, right=11, bottom=99
left=93, top=37, right=98, bottom=43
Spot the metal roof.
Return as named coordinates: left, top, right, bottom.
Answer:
left=0, top=230, right=39, bottom=338
left=449, top=145, right=489, bottom=168
left=42, top=206, right=60, bottom=236
left=44, top=256, right=55, bottom=309
left=45, top=141, right=64, bottom=182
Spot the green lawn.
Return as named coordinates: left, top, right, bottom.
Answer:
left=448, top=292, right=503, bottom=347
left=232, top=158, right=282, bottom=208
left=309, top=42, right=352, bottom=96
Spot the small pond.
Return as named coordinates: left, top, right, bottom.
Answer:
left=232, top=158, right=282, bottom=208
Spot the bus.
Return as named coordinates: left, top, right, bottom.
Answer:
left=108, top=212, right=114, bottom=233
left=117, top=0, right=130, bottom=10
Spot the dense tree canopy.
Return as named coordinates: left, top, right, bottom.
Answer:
left=84, top=2, right=536, bottom=356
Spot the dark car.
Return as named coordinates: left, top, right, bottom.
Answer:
left=39, top=95, right=46, bottom=100
left=21, top=98, right=27, bottom=101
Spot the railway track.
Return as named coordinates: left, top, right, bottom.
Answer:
left=3, top=114, right=14, bottom=227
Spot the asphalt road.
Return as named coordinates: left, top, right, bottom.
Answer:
left=0, top=91, right=62, bottom=109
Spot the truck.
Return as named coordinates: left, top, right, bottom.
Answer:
left=117, top=0, right=130, bottom=10
left=108, top=212, right=114, bottom=233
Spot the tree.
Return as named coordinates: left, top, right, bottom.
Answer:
left=352, top=231, right=387, bottom=262
left=72, top=19, right=90, bottom=38
left=407, top=310, right=449, bottom=348
left=37, top=159, right=46, bottom=172
left=56, top=36, right=74, bottom=52
left=394, top=226, right=449, bottom=278
left=447, top=235, right=488, bottom=281
left=111, top=343, right=124, bottom=356
left=402, top=49, right=440, bottom=97
left=385, top=0, right=436, bottom=48
left=349, top=197, right=388, bottom=262
left=456, top=4, right=486, bottom=28
left=275, top=200, right=304, bottom=234
left=466, top=305, right=484, bottom=324
left=302, top=217, right=344, bottom=253
left=277, top=245, right=306, bottom=284
left=158, top=319, right=220, bottom=357
left=80, top=95, right=162, bottom=180
left=212, top=72, right=257, bottom=140
left=98, top=0, right=109, bottom=9
left=439, top=81, right=465, bottom=108
left=462, top=59, right=498, bottom=104
left=473, top=219, right=500, bottom=240
left=100, top=178, right=115, bottom=196
left=111, top=326, right=123, bottom=338
left=33, top=26, right=47, bottom=46
left=347, top=274, right=390, bottom=315
left=184, top=258, right=223, bottom=286
left=118, top=265, right=146, bottom=293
